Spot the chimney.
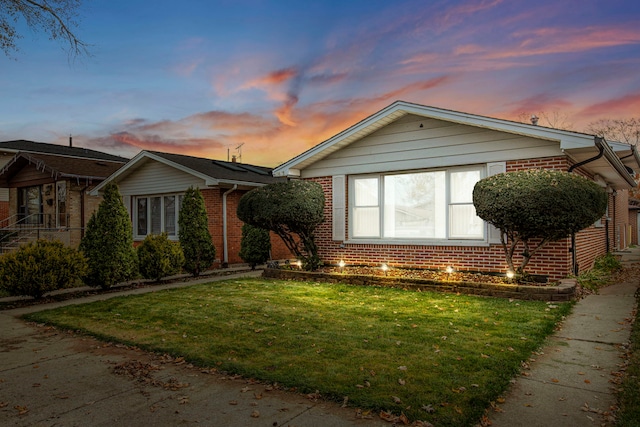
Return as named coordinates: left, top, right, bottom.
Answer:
left=69, top=134, right=73, bottom=147
left=231, top=155, right=237, bottom=163
left=530, top=115, right=539, bottom=126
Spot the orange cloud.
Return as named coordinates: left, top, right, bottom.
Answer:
left=578, top=92, right=640, bottom=120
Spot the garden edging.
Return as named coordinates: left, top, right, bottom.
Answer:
left=263, top=268, right=576, bottom=301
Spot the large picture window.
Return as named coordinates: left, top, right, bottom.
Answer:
left=135, top=194, right=183, bottom=238
left=349, top=167, right=484, bottom=241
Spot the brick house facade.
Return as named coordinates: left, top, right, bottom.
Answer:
left=92, top=151, right=291, bottom=268
left=0, top=143, right=128, bottom=251
left=274, top=101, right=640, bottom=281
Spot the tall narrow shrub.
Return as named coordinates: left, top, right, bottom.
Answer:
left=0, top=239, right=87, bottom=299
left=178, top=186, right=215, bottom=277
left=239, top=223, right=271, bottom=269
left=79, top=182, right=138, bottom=289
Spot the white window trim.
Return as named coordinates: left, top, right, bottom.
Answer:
left=133, top=193, right=183, bottom=240
left=347, top=164, right=489, bottom=245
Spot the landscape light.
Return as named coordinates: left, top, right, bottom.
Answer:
left=506, top=270, right=515, bottom=279
left=445, top=266, right=454, bottom=274
left=381, top=263, right=388, bottom=275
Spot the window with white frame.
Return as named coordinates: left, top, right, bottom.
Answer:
left=135, top=194, right=183, bottom=238
left=349, top=167, right=484, bottom=241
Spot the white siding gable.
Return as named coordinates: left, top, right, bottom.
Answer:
left=117, top=159, right=206, bottom=196
left=300, top=114, right=564, bottom=178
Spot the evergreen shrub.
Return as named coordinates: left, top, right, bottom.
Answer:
left=239, top=224, right=271, bottom=269
left=137, top=233, right=185, bottom=281
left=178, top=186, right=215, bottom=276
left=80, top=182, right=138, bottom=289
left=0, top=240, right=87, bottom=299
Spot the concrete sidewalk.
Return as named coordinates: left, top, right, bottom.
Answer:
left=0, top=270, right=385, bottom=427
left=489, top=248, right=640, bottom=426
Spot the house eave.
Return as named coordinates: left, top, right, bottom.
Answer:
left=273, top=100, right=596, bottom=176
left=90, top=151, right=220, bottom=195
left=564, top=138, right=637, bottom=189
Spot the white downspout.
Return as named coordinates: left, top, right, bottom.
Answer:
left=222, top=185, right=238, bottom=267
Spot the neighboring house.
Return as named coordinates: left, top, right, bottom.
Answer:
left=273, top=101, right=640, bottom=281
left=90, top=150, right=291, bottom=267
left=0, top=140, right=129, bottom=250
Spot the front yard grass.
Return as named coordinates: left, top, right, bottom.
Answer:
left=24, top=278, right=571, bottom=426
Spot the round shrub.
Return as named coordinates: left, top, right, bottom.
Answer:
left=137, top=233, right=185, bottom=281
left=0, top=239, right=87, bottom=299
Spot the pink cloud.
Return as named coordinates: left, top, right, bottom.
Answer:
left=578, top=92, right=640, bottom=120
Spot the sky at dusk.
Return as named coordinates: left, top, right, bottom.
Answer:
left=1, top=0, right=639, bottom=167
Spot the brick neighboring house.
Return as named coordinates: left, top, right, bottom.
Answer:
left=273, top=101, right=640, bottom=281
left=90, top=150, right=291, bottom=267
left=0, top=140, right=128, bottom=250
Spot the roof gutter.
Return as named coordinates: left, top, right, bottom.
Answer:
left=568, top=136, right=605, bottom=173
left=222, top=184, right=238, bottom=267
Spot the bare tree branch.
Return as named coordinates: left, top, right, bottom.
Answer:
left=586, top=118, right=640, bottom=146
left=0, top=0, right=89, bottom=58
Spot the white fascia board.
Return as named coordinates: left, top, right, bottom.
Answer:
left=216, top=179, right=269, bottom=188
left=273, top=102, right=407, bottom=176
left=273, top=167, right=300, bottom=178
left=273, top=100, right=599, bottom=175
left=89, top=150, right=150, bottom=195
left=90, top=150, right=219, bottom=195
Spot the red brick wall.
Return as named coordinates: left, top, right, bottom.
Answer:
left=201, top=187, right=293, bottom=267
left=307, top=156, right=614, bottom=281
left=614, top=189, right=631, bottom=249
left=0, top=201, right=8, bottom=224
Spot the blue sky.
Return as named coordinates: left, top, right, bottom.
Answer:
left=1, top=0, right=639, bottom=166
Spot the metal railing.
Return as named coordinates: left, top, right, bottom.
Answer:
left=0, top=213, right=72, bottom=253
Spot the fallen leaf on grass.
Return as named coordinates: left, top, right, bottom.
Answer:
left=250, top=410, right=260, bottom=418
left=421, top=404, right=435, bottom=413
left=178, top=396, right=189, bottom=404
left=355, top=409, right=374, bottom=419
left=229, top=400, right=238, bottom=405
left=392, top=396, right=402, bottom=404
left=551, top=378, right=560, bottom=383
left=380, top=410, right=409, bottom=424
left=398, top=378, right=406, bottom=386
left=306, top=390, right=321, bottom=401
left=14, top=405, right=29, bottom=415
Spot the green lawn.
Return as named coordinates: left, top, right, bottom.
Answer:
left=24, top=278, right=571, bottom=426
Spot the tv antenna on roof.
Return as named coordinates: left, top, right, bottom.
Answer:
left=234, top=143, right=244, bottom=163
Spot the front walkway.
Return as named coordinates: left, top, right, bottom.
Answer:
left=489, top=247, right=640, bottom=426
